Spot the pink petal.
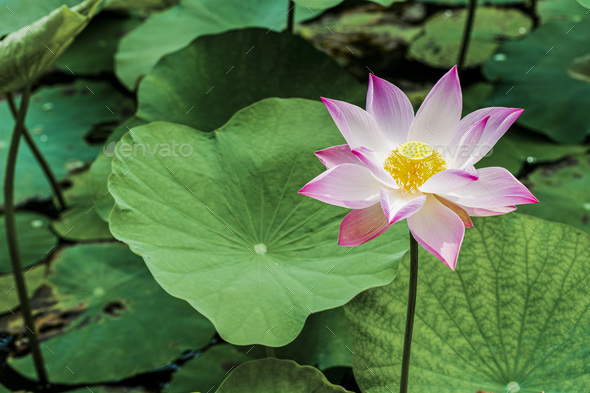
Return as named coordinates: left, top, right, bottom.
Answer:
left=366, top=74, right=414, bottom=146
left=321, top=97, right=387, bottom=153
left=443, top=167, right=538, bottom=209
left=299, top=163, right=381, bottom=209
left=380, top=188, right=426, bottom=224
left=408, top=66, right=462, bottom=147
left=449, top=116, right=489, bottom=168
left=457, top=107, right=523, bottom=167
left=338, top=203, right=392, bottom=246
left=407, top=196, right=465, bottom=270
left=436, top=196, right=473, bottom=228
left=419, top=169, right=478, bottom=194
left=352, top=146, right=399, bottom=188
left=462, top=205, right=517, bottom=217
left=315, top=145, right=360, bottom=169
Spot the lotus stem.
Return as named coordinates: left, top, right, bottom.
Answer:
left=399, top=232, right=419, bottom=393
left=6, top=93, right=66, bottom=212
left=3, top=86, right=50, bottom=389
left=457, top=0, right=477, bottom=72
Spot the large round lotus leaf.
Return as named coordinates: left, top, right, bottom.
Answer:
left=51, top=170, right=112, bottom=241
left=165, top=344, right=255, bottom=393
left=346, top=214, right=590, bottom=392
left=483, top=19, right=590, bottom=143
left=89, top=116, right=148, bottom=222
left=9, top=243, right=215, bottom=383
left=56, top=15, right=141, bottom=75
left=519, top=154, right=590, bottom=234
left=137, top=28, right=364, bottom=132
left=215, top=359, right=352, bottom=393
left=114, top=0, right=323, bottom=90
left=408, top=7, right=532, bottom=69
left=0, top=0, right=101, bottom=94
left=0, top=265, right=45, bottom=313
left=0, top=212, right=57, bottom=274
left=0, top=81, right=131, bottom=205
left=0, top=0, right=80, bottom=36
left=109, top=98, right=407, bottom=346
left=462, top=83, right=587, bottom=174
left=538, top=0, right=588, bottom=22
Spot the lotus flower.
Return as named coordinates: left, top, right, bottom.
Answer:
left=299, top=66, right=538, bottom=270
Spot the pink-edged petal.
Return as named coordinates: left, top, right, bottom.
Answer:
left=461, top=205, right=517, bottom=217
left=315, top=145, right=360, bottom=169
left=443, top=167, right=538, bottom=208
left=407, top=196, right=465, bottom=270
left=418, top=169, right=478, bottom=194
left=449, top=116, right=489, bottom=168
left=380, top=188, right=426, bottom=224
left=338, top=203, right=392, bottom=246
left=352, top=146, right=399, bottom=188
left=457, top=107, right=523, bottom=167
left=435, top=196, right=473, bottom=228
left=408, top=66, right=462, bottom=147
left=366, top=74, right=414, bottom=146
left=299, top=163, right=381, bottom=209
left=321, top=97, right=387, bottom=153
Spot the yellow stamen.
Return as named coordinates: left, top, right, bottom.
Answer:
left=384, top=141, right=447, bottom=194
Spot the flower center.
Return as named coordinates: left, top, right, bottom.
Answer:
left=383, top=141, right=447, bottom=194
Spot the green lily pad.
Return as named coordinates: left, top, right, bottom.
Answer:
left=276, top=307, right=352, bottom=369
left=109, top=98, right=407, bottom=346
left=538, top=0, right=588, bottom=22
left=0, top=265, right=46, bottom=313
left=0, top=0, right=101, bottom=94
left=56, top=15, right=141, bottom=75
left=9, top=243, right=215, bottom=383
left=51, top=170, right=113, bottom=241
left=409, top=7, right=532, bottom=69
left=114, top=0, right=323, bottom=90
left=89, top=116, right=148, bottom=222
left=215, top=359, right=352, bottom=393
left=483, top=19, right=590, bottom=143
left=137, top=28, right=364, bottom=132
left=579, top=0, right=590, bottom=8
left=520, top=154, right=590, bottom=234
left=346, top=214, right=590, bottom=392
left=0, top=212, right=57, bottom=274
left=104, top=0, right=179, bottom=11
left=0, top=81, right=131, bottom=206
left=165, top=345, right=255, bottom=393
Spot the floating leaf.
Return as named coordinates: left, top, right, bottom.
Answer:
left=0, top=0, right=101, bottom=94
left=56, top=15, right=141, bottom=75
left=51, top=170, right=112, bottom=241
left=520, top=154, right=590, bottom=234
left=104, top=0, right=179, bottom=11
left=346, top=214, right=590, bottom=392
left=109, top=98, right=407, bottom=346
left=164, top=345, right=255, bottom=393
left=9, top=243, right=215, bottom=383
left=215, top=359, right=352, bottom=393
left=483, top=19, right=590, bottom=143
left=0, top=212, right=57, bottom=274
left=0, top=81, right=131, bottom=205
left=115, top=0, right=322, bottom=90
left=137, top=28, right=364, bottom=132
left=0, top=265, right=46, bottom=313
left=408, top=7, right=532, bottom=68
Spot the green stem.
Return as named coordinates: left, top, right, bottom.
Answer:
left=457, top=0, right=477, bottom=73
left=3, top=86, right=50, bottom=389
left=6, top=93, right=66, bottom=212
left=399, top=232, right=419, bottom=393
left=287, top=0, right=295, bottom=34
